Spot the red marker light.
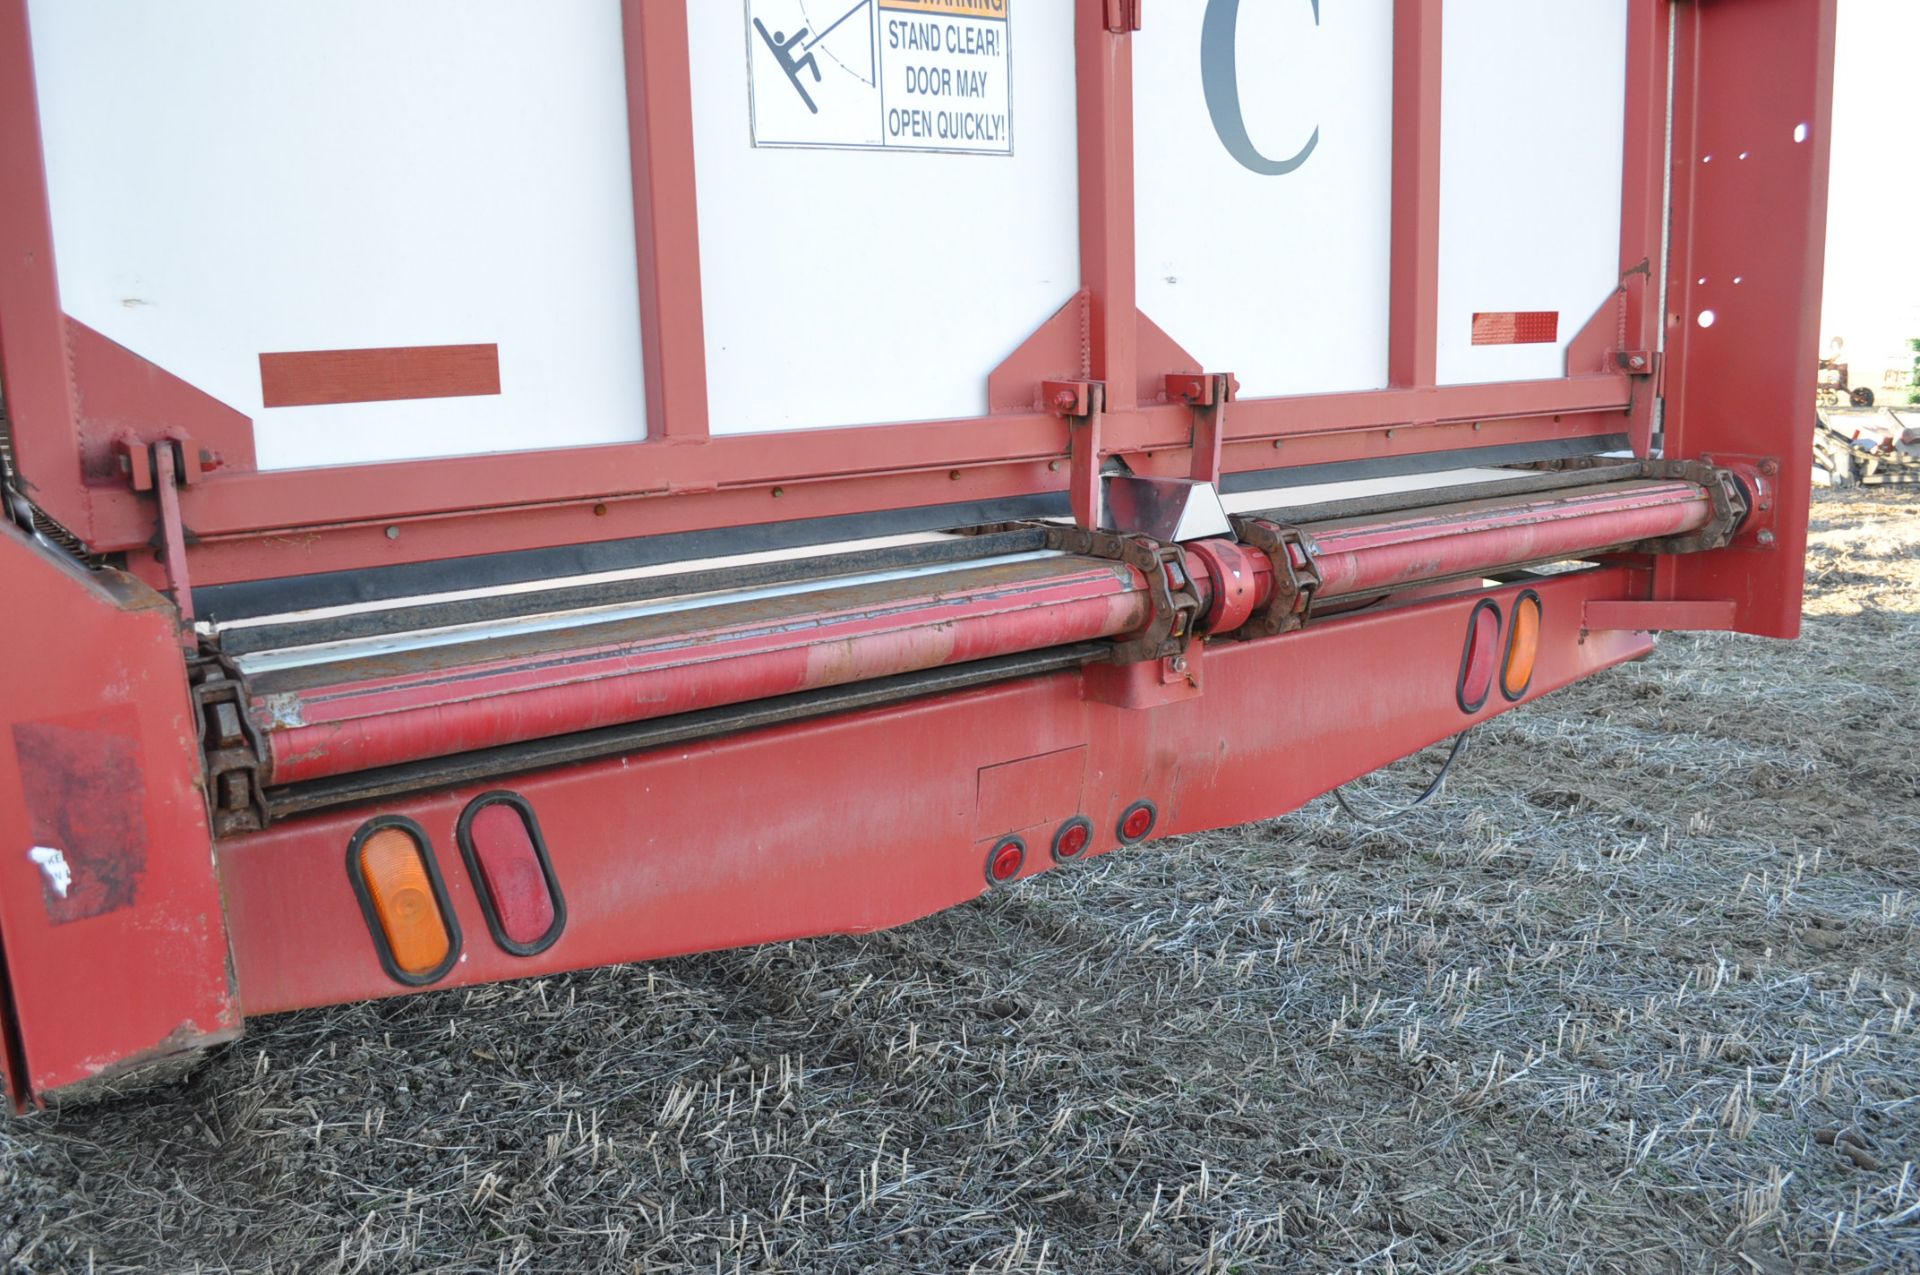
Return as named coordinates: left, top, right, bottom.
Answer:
left=1117, top=801, right=1157, bottom=844
left=986, top=836, right=1026, bottom=886
left=1051, top=817, right=1092, bottom=863
left=458, top=794, right=565, bottom=955
left=1457, top=600, right=1503, bottom=713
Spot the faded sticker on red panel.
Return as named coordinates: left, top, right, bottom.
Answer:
left=13, top=708, right=148, bottom=924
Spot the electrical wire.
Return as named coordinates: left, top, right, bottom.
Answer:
left=1331, top=728, right=1473, bottom=827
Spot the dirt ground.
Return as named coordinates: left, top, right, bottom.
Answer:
left=2, top=492, right=1916, bottom=1273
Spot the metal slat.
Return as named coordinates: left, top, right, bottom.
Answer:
left=1238, top=463, right=1647, bottom=527
left=220, top=527, right=1051, bottom=657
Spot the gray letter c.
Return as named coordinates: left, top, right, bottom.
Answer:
left=1201, top=0, right=1321, bottom=176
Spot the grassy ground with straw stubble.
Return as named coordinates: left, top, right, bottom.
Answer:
left=1, top=492, right=1917, bottom=1274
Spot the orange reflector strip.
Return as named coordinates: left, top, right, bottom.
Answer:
left=357, top=826, right=452, bottom=977
left=1503, top=592, right=1542, bottom=700
left=1471, top=311, right=1559, bottom=345
left=260, top=344, right=501, bottom=407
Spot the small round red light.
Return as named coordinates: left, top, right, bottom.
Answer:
left=1118, top=801, right=1157, bottom=844
left=1055, top=822, right=1090, bottom=860
left=986, top=837, right=1026, bottom=886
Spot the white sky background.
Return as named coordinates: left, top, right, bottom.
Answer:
left=1819, top=0, right=1920, bottom=374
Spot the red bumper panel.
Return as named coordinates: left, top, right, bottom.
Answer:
left=218, top=567, right=1653, bottom=1016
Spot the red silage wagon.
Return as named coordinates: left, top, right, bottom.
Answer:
left=0, top=0, right=1834, bottom=1107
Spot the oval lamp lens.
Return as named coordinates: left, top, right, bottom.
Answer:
left=1503, top=594, right=1542, bottom=699
left=1458, top=602, right=1502, bottom=712
left=359, top=826, right=452, bottom=976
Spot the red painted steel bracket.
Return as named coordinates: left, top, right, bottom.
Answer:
left=116, top=437, right=203, bottom=652
left=1165, top=373, right=1237, bottom=486
left=0, top=519, right=240, bottom=1109
left=1084, top=646, right=1203, bottom=710
left=1045, top=379, right=1106, bottom=531
left=1162, top=373, right=1236, bottom=408
left=1104, top=0, right=1143, bottom=34
left=150, top=445, right=197, bottom=647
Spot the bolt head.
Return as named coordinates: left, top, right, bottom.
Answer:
left=1757, top=529, right=1776, bottom=546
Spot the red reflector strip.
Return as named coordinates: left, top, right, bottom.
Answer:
left=1457, top=600, right=1503, bottom=713
left=1471, top=312, right=1559, bottom=346
left=459, top=796, right=563, bottom=954
left=260, top=343, right=500, bottom=407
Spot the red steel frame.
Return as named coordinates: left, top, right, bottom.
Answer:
left=2, top=0, right=1685, bottom=594
left=1657, top=0, right=1837, bottom=638
left=0, top=1, right=1836, bottom=1107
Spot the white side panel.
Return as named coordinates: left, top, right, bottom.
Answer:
left=689, top=2, right=1080, bottom=434
left=1436, top=0, right=1628, bottom=386
left=28, top=1, right=646, bottom=471
left=1134, top=0, right=1395, bottom=400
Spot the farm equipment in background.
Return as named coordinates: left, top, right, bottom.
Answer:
left=1817, top=355, right=1876, bottom=409
left=1816, top=410, right=1920, bottom=487
left=0, top=0, right=1836, bottom=1109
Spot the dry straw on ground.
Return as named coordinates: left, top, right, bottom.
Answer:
left=2, top=492, right=1915, bottom=1273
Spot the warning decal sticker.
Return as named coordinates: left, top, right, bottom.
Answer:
left=746, top=0, right=1013, bottom=155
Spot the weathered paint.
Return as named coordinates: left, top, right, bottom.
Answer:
left=0, top=522, right=239, bottom=1110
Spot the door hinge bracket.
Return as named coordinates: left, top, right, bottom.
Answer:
left=1165, top=372, right=1236, bottom=485
left=116, top=435, right=201, bottom=650
left=1044, top=379, right=1107, bottom=531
